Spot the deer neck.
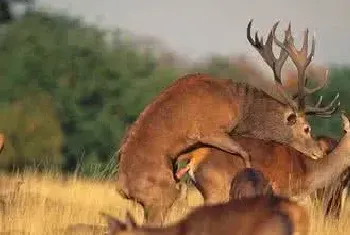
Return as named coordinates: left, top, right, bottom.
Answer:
left=306, top=132, right=350, bottom=194
left=233, top=95, right=289, bottom=144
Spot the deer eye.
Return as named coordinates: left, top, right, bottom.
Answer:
left=287, top=113, right=297, bottom=125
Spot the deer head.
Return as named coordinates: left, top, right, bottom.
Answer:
left=245, top=20, right=340, bottom=159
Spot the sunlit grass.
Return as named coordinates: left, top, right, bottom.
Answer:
left=0, top=170, right=349, bottom=234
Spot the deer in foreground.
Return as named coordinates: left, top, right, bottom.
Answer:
left=116, top=19, right=338, bottom=225
left=104, top=168, right=309, bottom=235
left=176, top=113, right=350, bottom=219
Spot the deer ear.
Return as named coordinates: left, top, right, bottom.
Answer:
left=125, top=211, right=138, bottom=230
left=286, top=112, right=297, bottom=125
left=99, top=212, right=126, bottom=234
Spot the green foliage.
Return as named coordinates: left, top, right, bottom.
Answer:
left=0, top=11, right=179, bottom=173
left=0, top=92, right=63, bottom=169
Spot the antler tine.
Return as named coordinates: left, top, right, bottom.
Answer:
left=306, top=30, right=316, bottom=66
left=292, top=70, right=329, bottom=100
left=273, top=22, right=315, bottom=70
left=305, top=67, right=328, bottom=95
left=247, top=19, right=297, bottom=110
left=305, top=93, right=340, bottom=116
left=270, top=21, right=290, bottom=83
left=273, top=22, right=316, bottom=111
left=313, top=106, right=339, bottom=118
left=304, top=69, right=340, bottom=117
left=305, top=77, right=327, bottom=94
left=314, top=96, right=323, bottom=108
left=247, top=20, right=289, bottom=83
left=273, top=22, right=339, bottom=117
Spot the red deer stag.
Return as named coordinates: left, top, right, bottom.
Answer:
left=116, top=19, right=338, bottom=225
left=104, top=168, right=309, bottom=235
left=176, top=113, right=350, bottom=219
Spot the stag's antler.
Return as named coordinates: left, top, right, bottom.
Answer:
left=247, top=20, right=297, bottom=111
left=293, top=69, right=329, bottom=99
left=247, top=19, right=340, bottom=117
left=272, top=22, right=340, bottom=117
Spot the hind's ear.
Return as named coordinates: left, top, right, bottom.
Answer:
left=125, top=211, right=138, bottom=230
left=99, top=212, right=126, bottom=234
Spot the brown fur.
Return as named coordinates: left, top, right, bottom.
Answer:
left=115, top=20, right=339, bottom=225
left=0, top=133, right=4, bottom=154
left=116, top=72, right=326, bottom=225
left=104, top=169, right=309, bottom=235
left=177, top=115, right=350, bottom=219
left=229, top=168, right=274, bottom=200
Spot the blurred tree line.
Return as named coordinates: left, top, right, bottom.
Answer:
left=0, top=9, right=348, bottom=175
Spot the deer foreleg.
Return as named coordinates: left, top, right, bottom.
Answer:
left=199, top=133, right=251, bottom=168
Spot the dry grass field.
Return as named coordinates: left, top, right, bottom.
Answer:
left=0, top=170, right=349, bottom=234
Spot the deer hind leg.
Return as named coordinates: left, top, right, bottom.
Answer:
left=136, top=177, right=181, bottom=227
left=143, top=186, right=180, bottom=227
left=198, top=133, right=251, bottom=168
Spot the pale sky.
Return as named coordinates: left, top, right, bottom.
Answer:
left=34, top=0, right=350, bottom=67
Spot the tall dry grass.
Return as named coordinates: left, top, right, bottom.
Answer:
left=0, top=170, right=349, bottom=234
